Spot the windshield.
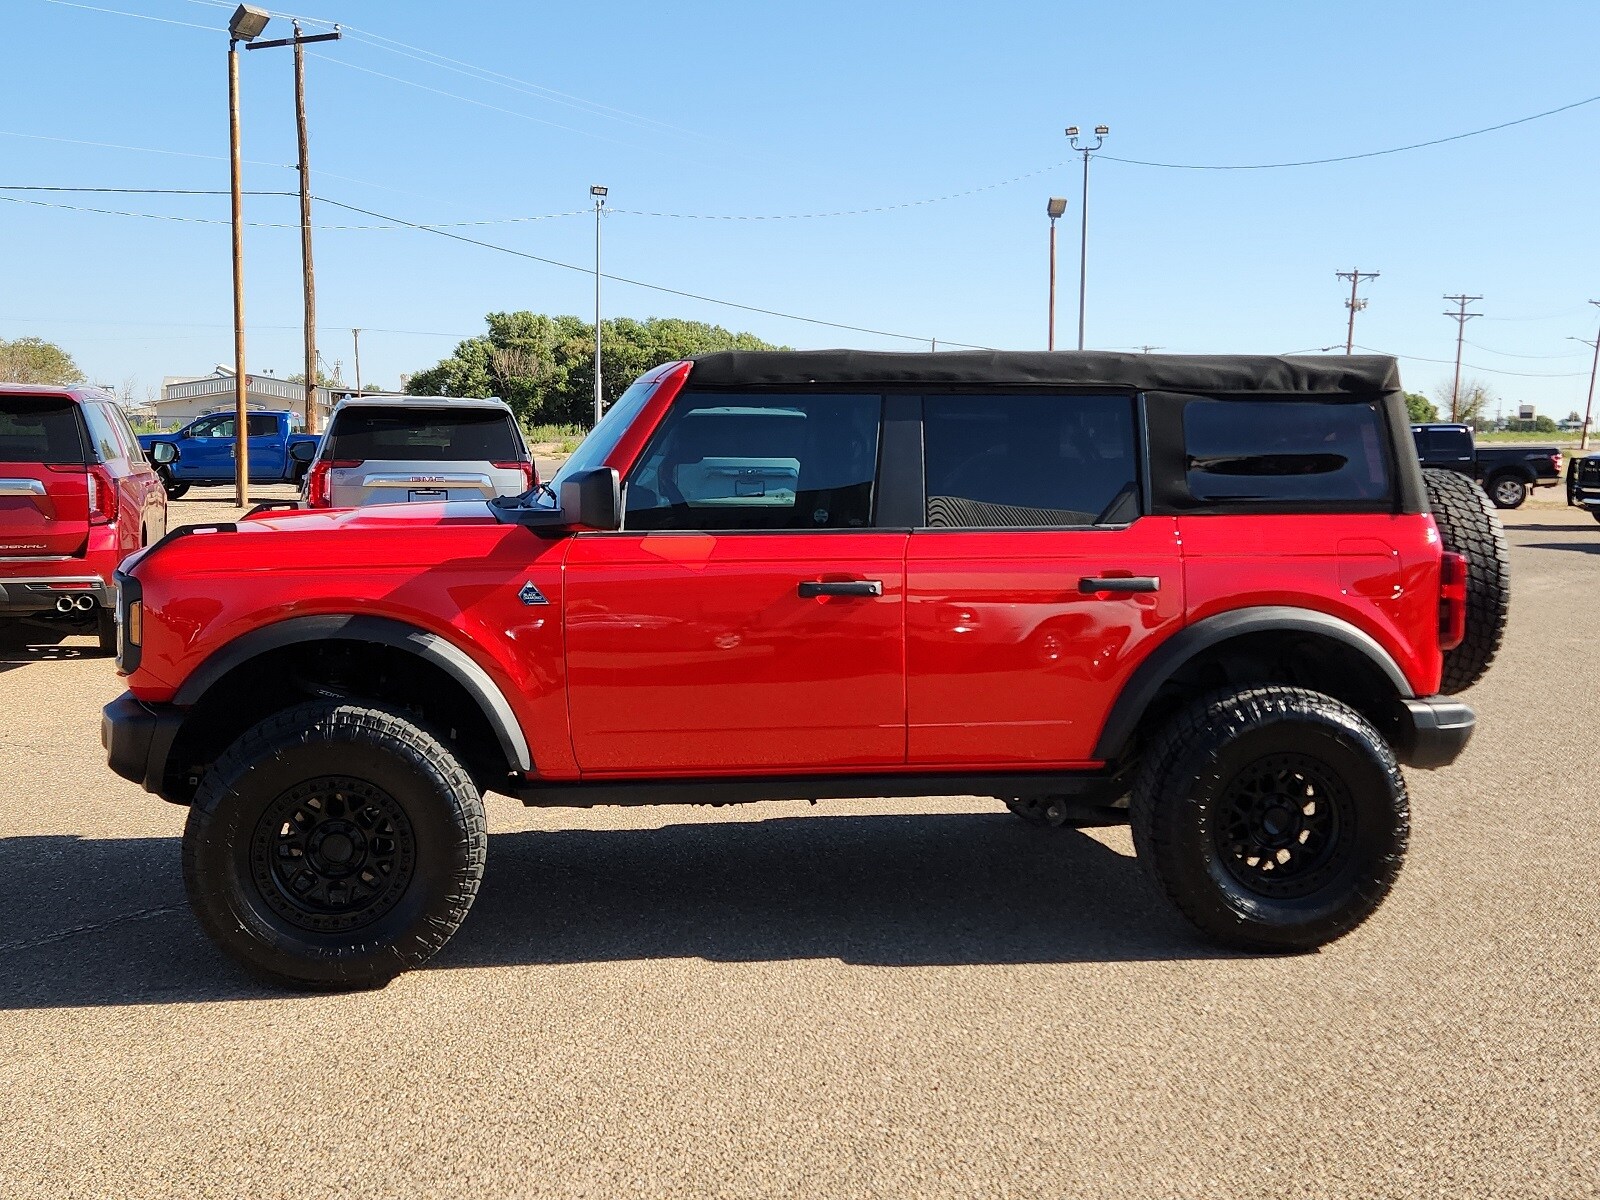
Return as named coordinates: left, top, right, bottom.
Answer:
left=549, top=375, right=662, bottom=488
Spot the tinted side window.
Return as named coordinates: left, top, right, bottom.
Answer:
left=922, top=394, right=1138, bottom=527
left=625, top=393, right=880, bottom=531
left=1428, top=428, right=1472, bottom=456
left=81, top=403, right=125, bottom=463
left=246, top=414, right=279, bottom=437
left=1185, top=399, right=1389, bottom=503
left=190, top=415, right=233, bottom=439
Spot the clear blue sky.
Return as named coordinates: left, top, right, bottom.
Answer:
left=5, top=0, right=1600, bottom=418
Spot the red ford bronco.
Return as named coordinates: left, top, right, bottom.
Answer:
left=102, top=352, right=1509, bottom=989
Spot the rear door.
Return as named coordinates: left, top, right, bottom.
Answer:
left=563, top=389, right=906, bottom=774
left=0, top=392, right=90, bottom=559
left=323, top=406, right=529, bottom=505
left=905, top=393, right=1183, bottom=768
left=246, top=413, right=287, bottom=481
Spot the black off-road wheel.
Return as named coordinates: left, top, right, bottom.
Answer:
left=183, top=701, right=487, bottom=990
left=1485, top=472, right=1527, bottom=510
left=1422, top=467, right=1509, bottom=693
left=1130, top=686, right=1409, bottom=953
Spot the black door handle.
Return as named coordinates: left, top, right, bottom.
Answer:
left=1078, top=576, right=1160, bottom=594
left=798, top=579, right=884, bottom=598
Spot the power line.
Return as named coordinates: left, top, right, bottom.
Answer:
left=1463, top=340, right=1585, bottom=361
left=1352, top=344, right=1586, bottom=379
left=1100, top=92, right=1600, bottom=170
left=36, top=0, right=215, bottom=30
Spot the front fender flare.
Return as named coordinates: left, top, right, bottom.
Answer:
left=1092, top=606, right=1414, bottom=762
left=173, top=614, right=532, bottom=773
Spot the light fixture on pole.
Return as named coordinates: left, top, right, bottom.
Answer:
left=225, top=4, right=269, bottom=506
left=590, top=185, right=607, bottom=427
left=1046, top=197, right=1067, bottom=350
left=1066, top=124, right=1109, bottom=350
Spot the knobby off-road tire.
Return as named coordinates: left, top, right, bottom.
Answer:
left=1422, top=467, right=1510, bottom=694
left=1130, top=686, right=1409, bottom=953
left=183, top=701, right=487, bottom=990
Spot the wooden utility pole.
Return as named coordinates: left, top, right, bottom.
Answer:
left=1443, top=294, right=1483, bottom=422
left=352, top=327, right=362, bottom=394
left=1581, top=300, right=1600, bottom=451
left=227, top=39, right=250, bottom=507
left=1336, top=268, right=1379, bottom=354
left=293, top=21, right=319, bottom=433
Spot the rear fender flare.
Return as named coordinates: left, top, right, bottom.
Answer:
left=1092, top=606, right=1414, bottom=762
left=173, top=614, right=532, bottom=773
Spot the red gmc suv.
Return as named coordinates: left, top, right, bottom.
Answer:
left=102, top=352, right=1508, bottom=989
left=2, top=384, right=166, bottom=653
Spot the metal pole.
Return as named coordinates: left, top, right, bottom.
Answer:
left=293, top=22, right=320, bottom=434
left=352, top=327, right=362, bottom=394
left=1346, top=271, right=1359, bottom=354
left=1048, top=216, right=1058, bottom=351
left=1077, top=147, right=1090, bottom=351
left=228, top=39, right=250, bottom=507
left=1583, top=301, right=1600, bottom=451
left=593, top=192, right=604, bottom=426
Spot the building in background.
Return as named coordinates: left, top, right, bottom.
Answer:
left=154, top=366, right=327, bottom=430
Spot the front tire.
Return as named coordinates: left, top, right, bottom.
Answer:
left=1130, top=686, right=1409, bottom=953
left=183, top=701, right=487, bottom=990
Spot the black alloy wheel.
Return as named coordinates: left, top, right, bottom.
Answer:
left=1213, top=753, right=1353, bottom=900
left=251, top=777, right=417, bottom=933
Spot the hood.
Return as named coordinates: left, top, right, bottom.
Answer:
left=242, top=499, right=502, bottom=533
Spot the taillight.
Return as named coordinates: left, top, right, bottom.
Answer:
left=87, top=465, right=119, bottom=525
left=1551, top=451, right=1563, bottom=475
left=1439, top=551, right=1468, bottom=652
left=494, top=460, right=536, bottom=492
left=305, top=459, right=360, bottom=507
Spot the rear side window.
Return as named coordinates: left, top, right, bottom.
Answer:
left=81, top=403, right=125, bottom=463
left=0, top=395, right=86, bottom=464
left=1426, top=428, right=1472, bottom=456
left=625, top=392, right=880, bottom=531
left=324, top=407, right=524, bottom=462
left=246, top=414, right=280, bottom=437
left=922, top=394, right=1138, bottom=527
left=1184, top=399, right=1390, bottom=503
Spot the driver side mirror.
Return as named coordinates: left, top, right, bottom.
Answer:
left=559, top=467, right=621, bottom=530
left=288, top=440, right=317, bottom=464
left=148, top=441, right=178, bottom=466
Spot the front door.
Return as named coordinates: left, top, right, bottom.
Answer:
left=564, top=389, right=905, bottom=775
left=905, top=392, right=1184, bottom=767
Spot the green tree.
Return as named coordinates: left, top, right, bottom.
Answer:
left=405, top=313, right=784, bottom=426
left=0, top=336, right=85, bottom=385
left=1404, top=391, right=1438, bottom=422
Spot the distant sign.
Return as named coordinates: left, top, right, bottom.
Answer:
left=1517, top=404, right=1536, bottom=421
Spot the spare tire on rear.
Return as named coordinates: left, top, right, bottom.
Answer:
left=1422, top=468, right=1509, bottom=694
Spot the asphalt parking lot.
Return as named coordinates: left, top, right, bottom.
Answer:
left=1, top=487, right=1595, bottom=1199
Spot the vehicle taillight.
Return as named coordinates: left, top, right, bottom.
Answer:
left=1439, top=551, right=1468, bottom=652
left=86, top=465, right=118, bottom=525
left=305, top=459, right=360, bottom=507
left=495, top=460, right=536, bottom=492
left=1551, top=451, right=1563, bottom=475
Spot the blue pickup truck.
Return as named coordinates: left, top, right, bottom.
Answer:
left=140, top=411, right=320, bottom=499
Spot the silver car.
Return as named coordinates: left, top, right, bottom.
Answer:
left=303, top=396, right=535, bottom=508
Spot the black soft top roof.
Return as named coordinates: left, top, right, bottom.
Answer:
left=687, top=349, right=1401, bottom=400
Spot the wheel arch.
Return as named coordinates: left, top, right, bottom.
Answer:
left=1093, top=607, right=1414, bottom=763
left=167, top=614, right=531, bottom=793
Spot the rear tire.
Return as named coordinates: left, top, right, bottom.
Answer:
left=1130, top=686, right=1409, bottom=952
left=159, top=469, right=190, bottom=500
left=1423, top=467, right=1510, bottom=693
left=1485, top=472, right=1527, bottom=510
left=183, top=701, right=487, bottom=990
left=95, top=607, right=117, bottom=657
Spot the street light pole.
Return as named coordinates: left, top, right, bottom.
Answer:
left=1046, top=197, right=1067, bottom=350
left=1066, top=125, right=1109, bottom=351
left=225, top=6, right=272, bottom=506
left=352, top=327, right=362, bottom=394
left=591, top=185, right=607, bottom=426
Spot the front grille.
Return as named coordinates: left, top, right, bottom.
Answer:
left=1580, top=458, right=1600, bottom=484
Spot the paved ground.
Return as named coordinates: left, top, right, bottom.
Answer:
left=1, top=487, right=1596, bottom=1199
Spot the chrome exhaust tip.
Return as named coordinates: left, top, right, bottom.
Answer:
left=74, top=594, right=96, bottom=612
left=55, top=596, right=75, bottom=613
